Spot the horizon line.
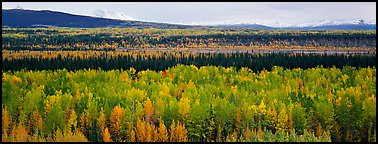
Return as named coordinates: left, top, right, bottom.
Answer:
left=2, top=8, right=377, bottom=28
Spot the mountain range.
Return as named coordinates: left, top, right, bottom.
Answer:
left=2, top=9, right=376, bottom=30
left=2, top=9, right=197, bottom=29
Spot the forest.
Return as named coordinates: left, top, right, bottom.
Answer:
left=2, top=65, right=376, bottom=142
left=2, top=50, right=376, bottom=72
left=2, top=28, right=376, bottom=51
left=2, top=28, right=376, bottom=142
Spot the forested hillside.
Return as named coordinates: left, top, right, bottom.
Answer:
left=2, top=28, right=376, bottom=51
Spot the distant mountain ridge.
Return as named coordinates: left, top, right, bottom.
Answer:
left=2, top=9, right=197, bottom=29
left=2, top=9, right=376, bottom=30
left=209, top=23, right=375, bottom=30
left=209, top=24, right=276, bottom=30
left=279, top=22, right=376, bottom=30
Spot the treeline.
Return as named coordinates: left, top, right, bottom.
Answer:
left=2, top=51, right=376, bottom=72
left=2, top=28, right=376, bottom=50
left=2, top=65, right=376, bottom=142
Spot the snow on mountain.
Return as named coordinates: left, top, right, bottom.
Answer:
left=91, top=9, right=136, bottom=21
left=201, top=19, right=375, bottom=28
left=295, top=19, right=375, bottom=27
left=265, top=22, right=291, bottom=28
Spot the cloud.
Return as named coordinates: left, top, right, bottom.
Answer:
left=93, top=9, right=106, bottom=18
left=265, top=22, right=291, bottom=28
left=91, top=9, right=136, bottom=21
left=296, top=19, right=376, bottom=27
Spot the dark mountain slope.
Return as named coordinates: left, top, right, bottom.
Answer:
left=2, top=9, right=196, bottom=29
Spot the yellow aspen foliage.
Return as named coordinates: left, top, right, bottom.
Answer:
left=284, top=85, right=291, bottom=96
left=216, top=125, right=222, bottom=142
left=54, top=129, right=64, bottom=142
left=2, top=134, right=8, bottom=142
left=2, top=106, right=10, bottom=137
left=169, top=120, right=188, bottom=142
left=144, top=98, right=153, bottom=123
left=45, top=133, right=54, bottom=142
left=315, top=123, right=323, bottom=138
left=9, top=123, right=29, bottom=142
left=27, top=110, right=43, bottom=135
left=103, top=127, right=112, bottom=142
left=66, top=109, right=77, bottom=134
left=157, top=121, right=168, bottom=142
left=327, top=92, right=333, bottom=101
left=109, top=105, right=124, bottom=142
left=53, top=71, right=58, bottom=77
left=129, top=67, right=136, bottom=74
left=226, top=134, right=232, bottom=142
left=125, top=122, right=133, bottom=141
left=256, top=128, right=264, bottom=139
left=135, top=118, right=148, bottom=142
left=130, top=129, right=136, bottom=142
left=28, top=133, right=40, bottom=142
left=155, top=98, right=165, bottom=117
left=44, top=95, right=60, bottom=115
left=11, top=75, right=22, bottom=84
left=231, top=85, right=238, bottom=95
left=75, top=89, right=80, bottom=100
left=304, top=87, right=309, bottom=95
left=335, top=96, right=342, bottom=106
left=232, top=130, right=238, bottom=141
left=97, top=112, right=106, bottom=135
left=267, top=107, right=277, bottom=129
left=259, top=70, right=267, bottom=79
left=169, top=120, right=176, bottom=142
left=287, top=104, right=294, bottom=131
left=59, top=130, right=88, bottom=142
left=79, top=111, right=92, bottom=137
left=79, top=112, right=86, bottom=134
left=135, top=118, right=144, bottom=141
left=178, top=96, right=190, bottom=118
left=119, top=71, right=131, bottom=83
left=187, top=80, right=196, bottom=89
left=152, top=127, right=159, bottom=142
left=236, top=108, right=241, bottom=130
left=159, top=83, right=170, bottom=98
left=243, top=127, right=252, bottom=142
left=298, top=78, right=304, bottom=89
left=66, top=71, right=73, bottom=78
left=276, top=106, right=288, bottom=131
left=362, top=82, right=367, bottom=91
left=145, top=122, right=154, bottom=142
left=258, top=100, right=266, bottom=115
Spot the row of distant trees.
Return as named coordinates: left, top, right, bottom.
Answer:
left=2, top=51, right=376, bottom=72
left=2, top=28, right=376, bottom=50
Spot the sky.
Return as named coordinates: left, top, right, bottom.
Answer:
left=2, top=2, right=376, bottom=27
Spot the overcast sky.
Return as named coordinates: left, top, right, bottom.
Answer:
left=2, top=2, right=376, bottom=27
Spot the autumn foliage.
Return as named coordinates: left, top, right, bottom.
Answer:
left=1, top=65, right=376, bottom=142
